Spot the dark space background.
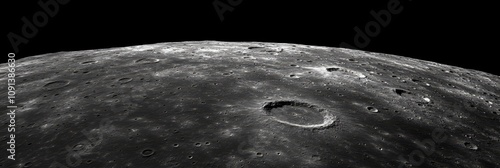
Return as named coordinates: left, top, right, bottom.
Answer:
left=4, top=0, right=498, bottom=75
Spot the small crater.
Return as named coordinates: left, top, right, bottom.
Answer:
left=172, top=143, right=179, bottom=147
left=464, top=142, right=478, bottom=150
left=117, top=78, right=133, bottom=84
left=248, top=46, right=264, bottom=49
left=194, top=142, right=202, bottom=147
left=326, top=67, right=340, bottom=72
left=141, top=148, right=155, bottom=157
left=256, top=152, right=263, bottom=157
left=290, top=64, right=298, bottom=67
left=289, top=74, right=299, bottom=78
left=135, top=58, right=160, bottom=64
left=80, top=60, right=97, bottom=65
left=367, top=106, right=379, bottom=113
left=23, top=162, right=32, bottom=167
left=393, top=88, right=411, bottom=96
left=43, top=80, right=70, bottom=90
left=72, top=144, right=85, bottom=151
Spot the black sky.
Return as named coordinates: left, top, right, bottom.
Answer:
left=4, top=0, right=498, bottom=75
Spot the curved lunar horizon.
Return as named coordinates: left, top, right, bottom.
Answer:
left=1, top=41, right=499, bottom=168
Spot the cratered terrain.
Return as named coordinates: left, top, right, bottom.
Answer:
left=1, top=41, right=499, bottom=168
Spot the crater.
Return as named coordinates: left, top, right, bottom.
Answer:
left=135, top=58, right=160, bottom=64
left=80, top=60, right=98, bottom=65
left=117, top=77, right=133, bottom=84
left=141, top=148, right=155, bottom=157
left=464, top=142, right=478, bottom=150
left=262, top=100, right=336, bottom=129
left=72, top=144, right=85, bottom=151
left=366, top=106, right=379, bottom=113
left=326, top=67, right=340, bottom=72
left=248, top=46, right=264, bottom=49
left=43, top=80, right=70, bottom=90
left=393, top=88, right=411, bottom=96
left=247, top=46, right=280, bottom=53
left=256, top=152, right=263, bottom=157
left=23, top=162, right=32, bottom=168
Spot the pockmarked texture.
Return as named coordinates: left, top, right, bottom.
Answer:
left=1, top=41, right=499, bottom=168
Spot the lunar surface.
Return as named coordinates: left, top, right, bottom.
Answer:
left=1, top=41, right=499, bottom=168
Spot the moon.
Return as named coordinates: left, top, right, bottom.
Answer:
left=1, top=41, right=499, bottom=167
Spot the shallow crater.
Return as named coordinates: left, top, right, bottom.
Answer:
left=43, top=80, right=70, bottom=90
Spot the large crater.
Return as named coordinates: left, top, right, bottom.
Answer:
left=263, top=100, right=336, bottom=129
